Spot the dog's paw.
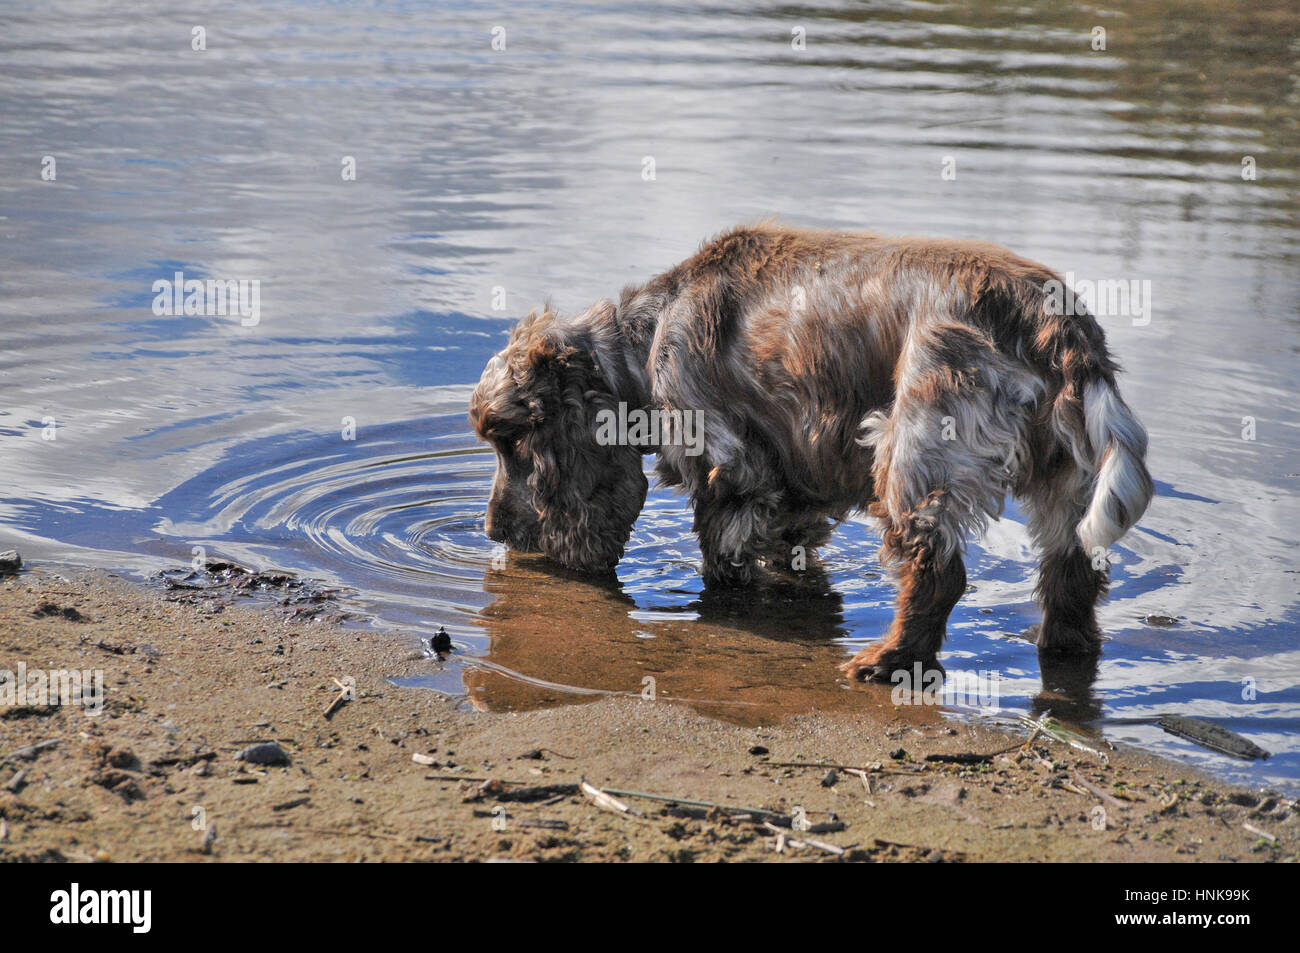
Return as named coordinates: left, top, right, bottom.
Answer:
left=839, top=645, right=944, bottom=684
left=702, top=556, right=758, bottom=588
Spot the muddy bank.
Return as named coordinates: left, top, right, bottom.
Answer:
left=0, top=567, right=1294, bottom=862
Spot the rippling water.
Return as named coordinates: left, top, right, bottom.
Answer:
left=1, top=0, right=1297, bottom=790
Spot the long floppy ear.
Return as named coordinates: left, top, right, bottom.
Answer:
left=523, top=339, right=647, bottom=573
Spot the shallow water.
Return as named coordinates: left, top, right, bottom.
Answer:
left=1, top=1, right=1297, bottom=790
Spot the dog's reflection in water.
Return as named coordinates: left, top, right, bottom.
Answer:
left=463, top=553, right=1107, bottom=733
left=1032, top=643, right=1104, bottom=726
left=465, top=553, right=928, bottom=727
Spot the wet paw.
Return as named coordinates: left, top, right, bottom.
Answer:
left=702, top=556, right=758, bottom=588
left=839, top=645, right=944, bottom=684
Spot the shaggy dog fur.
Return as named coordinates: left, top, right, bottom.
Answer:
left=470, top=224, right=1153, bottom=680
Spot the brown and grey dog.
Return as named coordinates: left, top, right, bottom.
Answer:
left=469, top=224, right=1153, bottom=680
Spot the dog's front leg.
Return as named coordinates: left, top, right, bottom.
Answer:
left=693, top=491, right=777, bottom=588
left=841, top=498, right=967, bottom=682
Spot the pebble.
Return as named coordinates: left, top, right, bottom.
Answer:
left=1142, top=614, right=1179, bottom=626
left=235, top=742, right=289, bottom=765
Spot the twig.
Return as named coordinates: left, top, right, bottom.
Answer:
left=322, top=679, right=351, bottom=719
left=530, top=747, right=577, bottom=760
left=1070, top=771, right=1126, bottom=809
left=0, top=738, right=58, bottom=766
left=760, top=760, right=919, bottom=777
left=794, top=836, right=846, bottom=856
left=1243, top=822, right=1276, bottom=844
left=461, top=779, right=581, bottom=803
left=492, top=782, right=580, bottom=803
left=763, top=822, right=846, bottom=856
left=845, top=768, right=873, bottom=795
left=599, top=786, right=799, bottom=820
left=581, top=779, right=644, bottom=816
left=924, top=739, right=1027, bottom=764
left=1017, top=711, right=1110, bottom=761
left=925, top=752, right=994, bottom=764
left=271, top=797, right=311, bottom=812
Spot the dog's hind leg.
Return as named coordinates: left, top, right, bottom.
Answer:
left=1023, top=481, right=1108, bottom=654
left=841, top=323, right=1038, bottom=682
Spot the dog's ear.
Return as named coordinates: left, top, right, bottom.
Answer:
left=522, top=339, right=647, bottom=573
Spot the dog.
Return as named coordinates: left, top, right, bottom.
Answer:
left=469, top=224, right=1153, bottom=681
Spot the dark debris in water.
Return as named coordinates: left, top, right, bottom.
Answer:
left=157, top=560, right=352, bottom=624
left=1157, top=714, right=1271, bottom=761
left=428, top=626, right=454, bottom=657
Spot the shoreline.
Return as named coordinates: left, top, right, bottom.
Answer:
left=0, top=565, right=1294, bottom=862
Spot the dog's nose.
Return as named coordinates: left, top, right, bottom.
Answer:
left=485, top=511, right=506, bottom=542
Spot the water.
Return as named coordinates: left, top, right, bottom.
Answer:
left=1, top=0, right=1297, bottom=791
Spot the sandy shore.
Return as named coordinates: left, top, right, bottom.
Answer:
left=0, top=566, right=1294, bottom=862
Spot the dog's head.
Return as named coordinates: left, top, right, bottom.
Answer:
left=469, top=302, right=648, bottom=574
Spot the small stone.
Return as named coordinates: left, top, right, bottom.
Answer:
left=0, top=551, right=21, bottom=574
left=235, top=742, right=289, bottom=765
left=821, top=769, right=838, bottom=787
left=748, top=745, right=769, bottom=756
left=889, top=747, right=907, bottom=761
left=1143, top=614, right=1179, bottom=627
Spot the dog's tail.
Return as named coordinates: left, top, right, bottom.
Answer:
left=1071, top=379, right=1153, bottom=553
left=995, top=265, right=1153, bottom=554
left=1050, top=370, right=1153, bottom=555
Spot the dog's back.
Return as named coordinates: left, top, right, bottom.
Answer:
left=634, top=225, right=1151, bottom=557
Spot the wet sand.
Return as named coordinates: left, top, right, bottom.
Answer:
left=0, top=567, right=1294, bottom=862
